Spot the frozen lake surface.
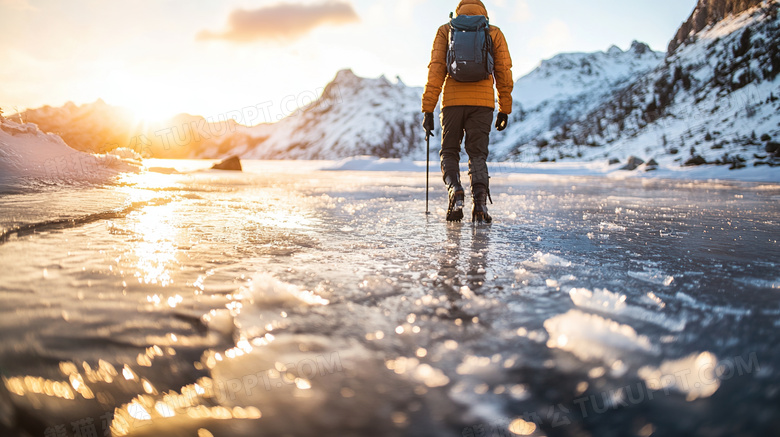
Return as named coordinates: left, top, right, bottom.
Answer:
left=1, top=161, right=779, bottom=437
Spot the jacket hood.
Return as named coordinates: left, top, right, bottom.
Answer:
left=456, top=0, right=488, bottom=18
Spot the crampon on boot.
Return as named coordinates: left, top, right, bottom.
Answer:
left=472, top=184, right=493, bottom=224
left=446, top=183, right=465, bottom=222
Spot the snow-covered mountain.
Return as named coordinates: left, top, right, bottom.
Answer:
left=226, top=69, right=426, bottom=160
left=668, top=0, right=766, bottom=54
left=490, top=41, right=664, bottom=158
left=505, top=0, right=780, bottom=169
left=10, top=72, right=427, bottom=161
left=16, top=100, right=242, bottom=159
left=218, top=45, right=661, bottom=161
left=18, top=100, right=136, bottom=154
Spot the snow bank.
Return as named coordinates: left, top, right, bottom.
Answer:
left=320, top=156, right=779, bottom=183
left=608, top=164, right=780, bottom=183
left=322, top=156, right=424, bottom=172
left=0, top=117, right=140, bottom=185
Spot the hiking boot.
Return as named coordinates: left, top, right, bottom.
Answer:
left=472, top=184, right=492, bottom=224
left=446, top=183, right=465, bottom=222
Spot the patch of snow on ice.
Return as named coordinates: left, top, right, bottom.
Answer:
left=201, top=309, right=236, bottom=337
left=628, top=270, right=675, bottom=286
left=569, top=288, right=686, bottom=332
left=733, top=277, right=780, bottom=290
left=674, top=291, right=752, bottom=317
left=513, top=267, right=540, bottom=285
left=570, top=288, right=626, bottom=312
left=544, top=310, right=657, bottom=363
left=523, top=251, right=573, bottom=269
left=640, top=292, right=667, bottom=310
left=387, top=357, right=450, bottom=388
left=638, top=352, right=720, bottom=401
left=599, top=222, right=627, bottom=232
left=247, top=274, right=330, bottom=307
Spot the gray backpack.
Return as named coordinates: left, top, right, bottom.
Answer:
left=447, top=14, right=494, bottom=82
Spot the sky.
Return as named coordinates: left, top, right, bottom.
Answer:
left=0, top=0, right=696, bottom=123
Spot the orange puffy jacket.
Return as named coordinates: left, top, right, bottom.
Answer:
left=421, top=0, right=513, bottom=115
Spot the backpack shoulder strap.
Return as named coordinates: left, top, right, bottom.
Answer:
left=485, top=23, right=494, bottom=54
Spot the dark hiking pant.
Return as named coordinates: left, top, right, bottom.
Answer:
left=440, top=106, right=492, bottom=189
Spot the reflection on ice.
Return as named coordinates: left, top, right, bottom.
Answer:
left=385, top=357, right=450, bottom=388
left=508, top=418, right=537, bottom=435
left=130, top=203, right=181, bottom=287
left=110, top=381, right=263, bottom=436
left=3, top=375, right=76, bottom=400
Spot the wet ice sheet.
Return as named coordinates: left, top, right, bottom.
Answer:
left=0, top=162, right=779, bottom=437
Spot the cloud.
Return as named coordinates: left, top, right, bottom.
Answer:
left=529, top=19, right=572, bottom=53
left=198, top=1, right=359, bottom=43
left=394, top=0, right=426, bottom=21
left=0, top=0, right=37, bottom=11
left=512, top=0, right=531, bottom=23
left=491, top=0, right=530, bottom=23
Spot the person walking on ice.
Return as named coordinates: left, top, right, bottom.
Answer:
left=422, top=0, right=513, bottom=223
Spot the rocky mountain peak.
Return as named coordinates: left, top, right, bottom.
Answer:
left=326, top=69, right=363, bottom=92
left=607, top=45, right=623, bottom=56
left=668, top=0, right=768, bottom=55
left=324, top=69, right=397, bottom=98
left=629, top=40, right=651, bottom=55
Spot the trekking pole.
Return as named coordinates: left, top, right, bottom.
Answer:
left=425, top=131, right=431, bottom=215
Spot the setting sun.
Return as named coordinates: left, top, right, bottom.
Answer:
left=98, top=70, right=183, bottom=123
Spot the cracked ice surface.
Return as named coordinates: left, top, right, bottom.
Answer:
left=0, top=161, right=779, bottom=437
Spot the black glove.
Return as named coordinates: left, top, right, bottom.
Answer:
left=495, top=112, right=509, bottom=131
left=422, top=112, right=434, bottom=136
